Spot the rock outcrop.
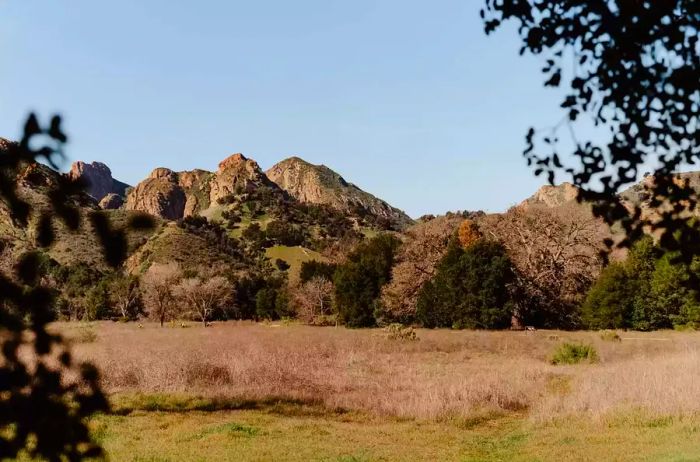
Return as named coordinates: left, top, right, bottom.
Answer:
left=125, top=154, right=273, bottom=220
left=125, top=168, right=187, bottom=220
left=99, top=193, right=124, bottom=210
left=520, top=182, right=580, bottom=209
left=68, top=161, right=130, bottom=202
left=266, top=157, right=413, bottom=229
left=209, top=153, right=275, bottom=203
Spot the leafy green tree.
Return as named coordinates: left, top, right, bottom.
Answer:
left=583, top=237, right=700, bottom=330
left=85, top=279, right=111, bottom=320
left=299, top=260, right=337, bottom=283
left=265, top=219, right=305, bottom=246
left=645, top=253, right=689, bottom=330
left=627, top=237, right=660, bottom=330
left=334, top=234, right=400, bottom=327
left=416, top=240, right=514, bottom=329
left=275, top=258, right=290, bottom=271
left=241, top=222, right=267, bottom=250
left=255, top=286, right=292, bottom=320
left=581, top=262, right=634, bottom=329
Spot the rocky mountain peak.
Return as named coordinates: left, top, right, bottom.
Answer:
left=521, top=182, right=580, bottom=209
left=68, top=160, right=130, bottom=202
left=266, top=156, right=413, bottom=230
left=218, top=153, right=250, bottom=171
left=126, top=153, right=275, bottom=220
left=149, top=167, right=178, bottom=180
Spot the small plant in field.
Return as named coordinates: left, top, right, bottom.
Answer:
left=385, top=323, right=418, bottom=341
left=310, top=314, right=337, bottom=326
left=599, top=330, right=622, bottom=342
left=71, top=325, right=98, bottom=344
left=550, top=342, right=598, bottom=365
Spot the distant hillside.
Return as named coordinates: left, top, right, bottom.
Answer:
left=266, top=157, right=414, bottom=230
left=619, top=173, right=700, bottom=207
left=0, top=149, right=156, bottom=272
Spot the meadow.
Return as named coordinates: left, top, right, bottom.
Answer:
left=54, top=322, right=700, bottom=461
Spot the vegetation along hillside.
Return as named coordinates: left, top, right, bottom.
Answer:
left=5, top=135, right=700, bottom=331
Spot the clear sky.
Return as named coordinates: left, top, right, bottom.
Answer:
left=1, top=1, right=580, bottom=217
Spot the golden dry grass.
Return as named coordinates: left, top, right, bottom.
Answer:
left=56, top=322, right=700, bottom=421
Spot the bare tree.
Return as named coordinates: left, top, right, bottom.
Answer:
left=379, top=215, right=463, bottom=323
left=142, top=262, right=181, bottom=326
left=293, top=276, right=334, bottom=324
left=110, top=274, right=141, bottom=320
left=175, top=275, right=231, bottom=326
left=479, top=204, right=607, bottom=328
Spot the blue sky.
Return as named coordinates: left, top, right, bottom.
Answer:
left=1, top=1, right=579, bottom=217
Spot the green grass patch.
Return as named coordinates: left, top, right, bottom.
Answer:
left=88, top=408, right=700, bottom=461
left=265, top=245, right=326, bottom=281
left=109, top=393, right=351, bottom=419
left=184, top=422, right=261, bottom=441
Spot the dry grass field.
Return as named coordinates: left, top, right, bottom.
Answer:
left=49, top=322, right=700, bottom=461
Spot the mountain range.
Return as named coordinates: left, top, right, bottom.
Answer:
left=66, top=152, right=413, bottom=230
left=3, top=137, right=700, bottom=279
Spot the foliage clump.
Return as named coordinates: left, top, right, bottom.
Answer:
left=416, top=239, right=514, bottom=329
left=582, top=237, right=700, bottom=331
left=550, top=343, right=599, bottom=365
left=384, top=323, right=418, bottom=341
left=333, top=234, right=401, bottom=327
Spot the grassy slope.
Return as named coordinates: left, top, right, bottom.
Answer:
left=91, top=406, right=700, bottom=461
left=265, top=245, right=326, bottom=281
left=125, top=223, right=237, bottom=274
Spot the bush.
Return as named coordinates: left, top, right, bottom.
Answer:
left=384, top=323, right=418, bottom=341
left=265, top=220, right=305, bottom=246
left=309, top=314, right=337, bottom=326
left=69, top=325, right=98, bottom=344
left=550, top=343, right=599, bottom=365
left=416, top=239, right=514, bottom=329
left=241, top=223, right=267, bottom=249
left=599, top=330, right=622, bottom=342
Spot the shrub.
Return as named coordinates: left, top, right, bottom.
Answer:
left=550, top=343, right=599, bottom=365
left=384, top=323, right=418, bottom=341
left=70, top=326, right=98, bottom=344
left=309, top=314, right=337, bottom=326
left=265, top=220, right=305, bottom=246
left=599, top=330, right=622, bottom=342
left=275, top=259, right=290, bottom=271
left=241, top=223, right=267, bottom=249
